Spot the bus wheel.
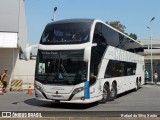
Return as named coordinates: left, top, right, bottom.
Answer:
left=135, top=79, right=140, bottom=91
left=99, top=83, right=110, bottom=104
left=137, top=79, right=141, bottom=89
left=109, top=83, right=117, bottom=101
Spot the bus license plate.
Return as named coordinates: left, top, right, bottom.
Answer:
left=52, top=95, right=64, bottom=100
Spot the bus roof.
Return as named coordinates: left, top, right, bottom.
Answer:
left=46, top=18, right=143, bottom=46
left=48, top=19, right=95, bottom=25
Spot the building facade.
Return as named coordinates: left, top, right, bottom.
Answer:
left=140, top=39, right=160, bottom=82
left=0, top=0, right=35, bottom=89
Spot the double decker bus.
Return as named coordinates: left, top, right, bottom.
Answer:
left=27, top=19, right=144, bottom=104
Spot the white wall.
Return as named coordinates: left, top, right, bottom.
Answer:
left=0, top=0, right=19, bottom=32
left=0, top=32, right=18, bottom=48
left=13, top=58, right=36, bottom=89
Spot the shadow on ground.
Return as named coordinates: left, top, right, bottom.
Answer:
left=23, top=87, right=145, bottom=110
left=24, top=98, right=98, bottom=110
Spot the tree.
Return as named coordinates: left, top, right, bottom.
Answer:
left=106, top=21, right=126, bottom=33
left=129, top=33, right=137, bottom=40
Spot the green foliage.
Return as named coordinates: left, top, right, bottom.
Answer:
left=106, top=21, right=126, bottom=33
left=129, top=33, right=137, bottom=40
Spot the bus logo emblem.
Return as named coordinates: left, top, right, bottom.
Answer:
left=58, top=73, right=63, bottom=79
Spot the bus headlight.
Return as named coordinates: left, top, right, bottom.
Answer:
left=35, top=84, right=43, bottom=92
left=72, top=87, right=85, bottom=95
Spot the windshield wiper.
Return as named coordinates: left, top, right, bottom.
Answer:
left=61, top=64, right=72, bottom=83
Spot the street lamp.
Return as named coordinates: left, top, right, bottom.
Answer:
left=52, top=7, right=57, bottom=21
left=148, top=17, right=155, bottom=83
left=147, top=27, right=150, bottom=50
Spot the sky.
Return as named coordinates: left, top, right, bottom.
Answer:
left=25, top=0, right=160, bottom=45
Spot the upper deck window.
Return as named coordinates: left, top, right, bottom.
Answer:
left=40, top=22, right=92, bottom=45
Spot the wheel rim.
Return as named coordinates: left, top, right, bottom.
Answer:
left=136, top=80, right=140, bottom=89
left=103, top=87, right=107, bottom=99
left=110, top=87, right=115, bottom=98
left=102, top=84, right=108, bottom=100
left=138, top=81, right=141, bottom=86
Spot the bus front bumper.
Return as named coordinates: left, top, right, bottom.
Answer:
left=35, top=88, right=102, bottom=104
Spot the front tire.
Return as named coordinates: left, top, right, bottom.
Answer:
left=99, top=83, right=110, bottom=104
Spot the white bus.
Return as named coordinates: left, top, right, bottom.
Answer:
left=27, top=19, right=144, bottom=104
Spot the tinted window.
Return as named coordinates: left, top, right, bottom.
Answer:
left=35, top=50, right=88, bottom=85
left=89, top=23, right=108, bottom=85
left=102, top=23, right=119, bottom=47
left=40, top=22, right=91, bottom=45
left=104, top=60, right=137, bottom=78
left=99, top=23, right=144, bottom=56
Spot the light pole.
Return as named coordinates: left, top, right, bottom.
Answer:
left=148, top=17, right=155, bottom=82
left=53, top=7, right=57, bottom=21
left=147, top=27, right=150, bottom=50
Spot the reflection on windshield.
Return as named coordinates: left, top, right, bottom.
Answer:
left=35, top=50, right=87, bottom=85
left=40, top=22, right=91, bottom=44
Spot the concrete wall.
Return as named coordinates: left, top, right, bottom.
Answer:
left=13, top=58, right=36, bottom=89
left=139, top=39, right=160, bottom=81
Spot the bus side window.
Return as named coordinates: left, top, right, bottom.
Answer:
left=93, top=32, right=106, bottom=46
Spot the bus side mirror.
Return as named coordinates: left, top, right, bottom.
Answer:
left=83, top=43, right=97, bottom=62
left=24, top=45, right=38, bottom=61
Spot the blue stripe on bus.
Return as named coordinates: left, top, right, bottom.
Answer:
left=84, top=81, right=90, bottom=99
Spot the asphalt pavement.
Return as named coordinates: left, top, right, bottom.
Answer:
left=1, top=84, right=160, bottom=119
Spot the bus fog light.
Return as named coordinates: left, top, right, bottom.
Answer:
left=81, top=97, right=85, bottom=100
left=35, top=93, right=38, bottom=97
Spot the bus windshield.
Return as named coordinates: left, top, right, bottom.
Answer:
left=35, top=50, right=88, bottom=85
left=40, top=22, right=91, bottom=45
